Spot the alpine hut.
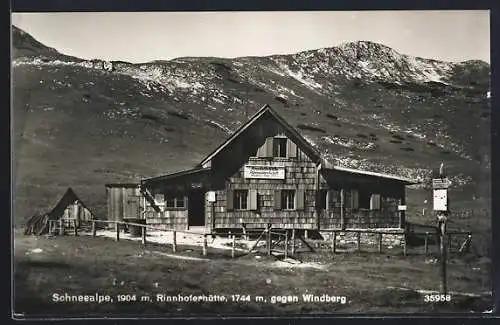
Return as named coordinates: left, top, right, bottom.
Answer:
left=111, top=104, right=418, bottom=233
left=24, top=187, right=94, bottom=235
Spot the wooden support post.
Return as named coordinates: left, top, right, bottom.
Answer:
left=424, top=232, right=430, bottom=256
left=466, top=234, right=472, bottom=253
left=332, top=231, right=337, bottom=254
left=74, top=219, right=78, bottom=236
left=267, top=225, right=272, bottom=256
left=304, top=229, right=308, bottom=239
left=356, top=231, right=361, bottom=252
left=403, top=235, right=407, bottom=256
left=284, top=230, right=288, bottom=259
left=439, top=220, right=447, bottom=294
left=172, top=231, right=177, bottom=253
left=231, top=235, right=235, bottom=258
left=203, top=234, right=208, bottom=256
left=116, top=223, right=120, bottom=241
left=59, top=220, right=65, bottom=236
left=378, top=233, right=383, bottom=253
left=92, top=221, right=96, bottom=237
left=291, top=229, right=296, bottom=255
left=340, top=189, right=345, bottom=230
left=242, top=224, right=247, bottom=240
left=142, top=226, right=147, bottom=245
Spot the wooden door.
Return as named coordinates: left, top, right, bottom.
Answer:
left=125, top=196, right=141, bottom=220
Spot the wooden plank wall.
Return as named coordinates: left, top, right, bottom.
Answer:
left=144, top=208, right=188, bottom=229
left=212, top=157, right=319, bottom=229
left=318, top=187, right=403, bottom=229
left=61, top=201, right=93, bottom=227
left=107, top=186, right=141, bottom=222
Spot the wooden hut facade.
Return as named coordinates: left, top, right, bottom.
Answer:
left=135, top=104, right=417, bottom=232
left=25, top=188, right=94, bottom=235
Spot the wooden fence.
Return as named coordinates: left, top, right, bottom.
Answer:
left=48, top=219, right=473, bottom=259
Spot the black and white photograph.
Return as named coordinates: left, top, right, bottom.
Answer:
left=11, top=10, right=492, bottom=317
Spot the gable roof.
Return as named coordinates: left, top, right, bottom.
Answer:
left=327, top=166, right=418, bottom=185
left=198, top=104, right=321, bottom=167
left=141, top=167, right=209, bottom=186
left=47, top=188, right=94, bottom=220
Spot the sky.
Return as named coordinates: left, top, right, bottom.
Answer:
left=11, top=11, right=490, bottom=64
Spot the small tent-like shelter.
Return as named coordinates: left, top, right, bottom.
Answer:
left=24, top=188, right=95, bottom=235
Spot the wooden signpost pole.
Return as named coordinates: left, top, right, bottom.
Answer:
left=438, top=213, right=447, bottom=294
left=433, top=163, right=450, bottom=295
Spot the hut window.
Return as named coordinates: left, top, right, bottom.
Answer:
left=273, top=137, right=288, bottom=158
left=234, top=190, right=248, bottom=210
left=281, top=190, right=295, bottom=210
left=358, top=190, right=371, bottom=210
left=166, top=195, right=185, bottom=209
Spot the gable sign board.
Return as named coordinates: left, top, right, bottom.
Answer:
left=433, top=188, right=448, bottom=211
left=243, top=165, right=285, bottom=180
left=398, top=205, right=407, bottom=211
left=207, top=191, right=216, bottom=203
left=433, top=178, right=451, bottom=189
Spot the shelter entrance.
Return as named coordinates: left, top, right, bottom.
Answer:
left=188, top=188, right=205, bottom=227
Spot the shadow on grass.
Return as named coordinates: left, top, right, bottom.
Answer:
left=17, top=260, right=72, bottom=269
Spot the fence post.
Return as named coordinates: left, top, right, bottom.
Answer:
left=284, top=230, right=288, bottom=259
left=356, top=231, right=361, bottom=252
left=267, top=224, right=272, bottom=256
left=92, top=220, right=96, bottom=237
left=172, top=231, right=177, bottom=253
left=291, top=229, right=296, bottom=255
left=467, top=234, right=472, bottom=253
left=203, top=234, right=208, bottom=256
left=332, top=231, right=337, bottom=254
left=142, top=225, right=147, bottom=245
left=231, top=235, right=236, bottom=258
left=424, top=232, right=429, bottom=256
left=115, top=223, right=120, bottom=241
left=59, top=219, right=65, bottom=236
left=242, top=224, right=247, bottom=240
left=403, top=234, right=407, bottom=256
left=378, top=233, right=383, bottom=253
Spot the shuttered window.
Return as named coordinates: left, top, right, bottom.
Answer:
left=274, top=189, right=304, bottom=210
left=274, top=138, right=287, bottom=157
left=234, top=190, right=248, bottom=210
left=257, top=137, right=298, bottom=158
left=281, top=190, right=295, bottom=210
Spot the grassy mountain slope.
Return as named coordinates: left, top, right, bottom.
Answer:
left=11, top=26, right=491, bottom=233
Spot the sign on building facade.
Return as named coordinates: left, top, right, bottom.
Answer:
left=243, top=165, right=286, bottom=180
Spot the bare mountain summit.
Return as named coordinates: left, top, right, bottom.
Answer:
left=11, top=25, right=490, bottom=225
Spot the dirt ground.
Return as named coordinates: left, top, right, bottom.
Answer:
left=13, top=230, right=493, bottom=318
